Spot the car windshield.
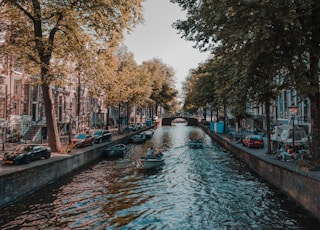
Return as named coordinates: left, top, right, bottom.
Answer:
left=251, top=136, right=262, bottom=140
left=281, top=130, right=289, bottom=139
left=94, top=131, right=102, bottom=135
left=15, top=145, right=33, bottom=152
left=76, top=134, right=86, bottom=139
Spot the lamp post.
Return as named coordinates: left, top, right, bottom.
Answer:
left=288, top=103, right=298, bottom=149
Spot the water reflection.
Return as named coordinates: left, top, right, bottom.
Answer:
left=0, top=124, right=319, bottom=229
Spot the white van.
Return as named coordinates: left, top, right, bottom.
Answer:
left=271, top=125, right=308, bottom=146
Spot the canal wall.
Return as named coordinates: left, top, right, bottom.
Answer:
left=2, top=124, right=320, bottom=221
left=201, top=125, right=320, bottom=221
left=0, top=130, right=137, bottom=209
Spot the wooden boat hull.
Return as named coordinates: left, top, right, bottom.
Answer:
left=140, top=156, right=164, bottom=169
left=189, top=140, right=203, bottom=149
left=144, top=130, right=154, bottom=140
left=105, top=144, right=129, bottom=157
left=130, top=134, right=147, bottom=144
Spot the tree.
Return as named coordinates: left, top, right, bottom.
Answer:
left=171, top=0, right=320, bottom=162
left=140, top=59, right=178, bottom=116
left=0, top=0, right=143, bottom=152
left=183, top=55, right=249, bottom=127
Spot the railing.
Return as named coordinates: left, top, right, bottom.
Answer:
left=161, top=114, right=198, bottom=119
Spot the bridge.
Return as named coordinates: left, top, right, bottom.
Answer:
left=161, top=116, right=199, bottom=126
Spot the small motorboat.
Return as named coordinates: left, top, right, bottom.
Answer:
left=130, top=133, right=147, bottom=144
left=105, top=144, right=130, bottom=157
left=189, top=139, right=203, bottom=149
left=139, top=153, right=164, bottom=170
left=143, top=129, right=154, bottom=140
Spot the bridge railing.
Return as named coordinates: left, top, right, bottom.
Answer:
left=161, top=115, right=200, bottom=126
left=161, top=114, right=199, bottom=119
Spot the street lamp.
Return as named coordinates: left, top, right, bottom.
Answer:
left=288, top=103, right=298, bottom=149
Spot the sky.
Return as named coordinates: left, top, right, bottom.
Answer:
left=123, top=0, right=210, bottom=93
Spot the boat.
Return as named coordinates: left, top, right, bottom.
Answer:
left=130, top=133, right=147, bottom=144
left=143, top=129, right=154, bottom=139
left=139, top=153, right=164, bottom=170
left=189, top=139, right=203, bottom=149
left=105, top=144, right=130, bottom=157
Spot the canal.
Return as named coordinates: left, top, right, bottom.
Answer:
left=0, top=124, right=319, bottom=229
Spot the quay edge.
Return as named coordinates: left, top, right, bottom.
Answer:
left=1, top=124, right=319, bottom=222
left=0, top=130, right=135, bottom=209
left=200, top=124, right=320, bottom=222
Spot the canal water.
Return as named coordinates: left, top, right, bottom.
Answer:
left=0, top=124, right=319, bottom=229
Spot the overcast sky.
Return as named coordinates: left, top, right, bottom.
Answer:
left=123, top=0, right=209, bottom=92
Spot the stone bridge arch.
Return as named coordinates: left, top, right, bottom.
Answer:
left=161, top=116, right=199, bottom=126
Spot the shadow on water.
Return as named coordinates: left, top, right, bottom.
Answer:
left=141, top=167, right=164, bottom=176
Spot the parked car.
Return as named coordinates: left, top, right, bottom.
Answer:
left=128, top=124, right=139, bottom=131
left=93, top=130, right=112, bottom=144
left=3, top=144, right=51, bottom=164
left=6, top=133, right=20, bottom=143
left=135, top=123, right=144, bottom=129
left=72, top=133, right=94, bottom=147
left=227, top=131, right=245, bottom=140
left=128, top=123, right=144, bottom=131
left=242, top=135, right=264, bottom=148
left=271, top=125, right=308, bottom=147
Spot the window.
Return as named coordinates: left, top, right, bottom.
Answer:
left=14, top=79, right=21, bottom=96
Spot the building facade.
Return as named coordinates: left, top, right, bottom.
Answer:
left=244, top=89, right=311, bottom=134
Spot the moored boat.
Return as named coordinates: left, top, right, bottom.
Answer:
left=189, top=139, right=203, bottom=149
left=143, top=129, right=154, bottom=139
left=130, top=133, right=147, bottom=144
left=105, top=144, right=130, bottom=157
left=139, top=153, right=164, bottom=170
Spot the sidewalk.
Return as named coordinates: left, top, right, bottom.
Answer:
left=0, top=128, right=124, bottom=160
left=202, top=124, right=320, bottom=179
left=218, top=127, right=320, bottom=178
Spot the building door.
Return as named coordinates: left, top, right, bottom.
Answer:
left=32, top=103, right=36, bottom=121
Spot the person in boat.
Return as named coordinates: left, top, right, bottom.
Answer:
left=147, top=147, right=154, bottom=158
left=147, top=147, right=162, bottom=158
left=154, top=150, right=162, bottom=158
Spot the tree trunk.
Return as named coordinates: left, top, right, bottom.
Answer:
left=118, top=104, right=121, bottom=133
left=223, top=103, right=227, bottom=133
left=77, top=76, right=81, bottom=132
left=216, top=109, right=219, bottom=122
left=265, top=100, right=271, bottom=154
left=106, top=106, right=109, bottom=130
left=32, top=8, right=62, bottom=152
left=151, top=106, right=154, bottom=118
left=126, top=102, right=129, bottom=126
left=155, top=103, right=158, bottom=117
left=42, top=84, right=62, bottom=152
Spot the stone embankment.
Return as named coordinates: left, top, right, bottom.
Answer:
left=0, top=128, right=141, bottom=209
left=1, top=123, right=320, bottom=221
left=200, top=124, right=320, bottom=221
